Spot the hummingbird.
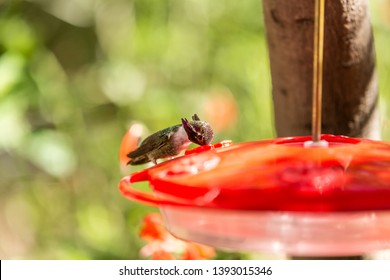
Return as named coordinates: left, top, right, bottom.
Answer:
left=127, top=114, right=214, bottom=165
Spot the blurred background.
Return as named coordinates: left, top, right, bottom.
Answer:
left=0, top=0, right=389, bottom=259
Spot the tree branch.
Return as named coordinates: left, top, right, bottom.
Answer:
left=263, top=0, right=379, bottom=139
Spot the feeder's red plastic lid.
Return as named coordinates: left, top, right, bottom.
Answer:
left=120, top=134, right=390, bottom=212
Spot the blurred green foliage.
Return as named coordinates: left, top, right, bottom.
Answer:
left=0, top=0, right=389, bottom=259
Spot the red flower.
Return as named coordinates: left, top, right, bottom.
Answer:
left=139, top=213, right=215, bottom=260
left=139, top=213, right=167, bottom=241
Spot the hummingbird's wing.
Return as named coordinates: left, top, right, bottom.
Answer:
left=127, top=124, right=181, bottom=159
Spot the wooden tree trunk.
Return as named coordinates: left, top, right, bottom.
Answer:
left=263, top=0, right=379, bottom=139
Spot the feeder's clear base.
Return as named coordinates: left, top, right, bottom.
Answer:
left=161, top=207, right=390, bottom=257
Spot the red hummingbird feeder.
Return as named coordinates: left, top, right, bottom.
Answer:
left=118, top=0, right=390, bottom=257
left=119, top=135, right=390, bottom=256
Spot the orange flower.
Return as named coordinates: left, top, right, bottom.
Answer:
left=204, top=89, right=238, bottom=132
left=182, top=242, right=216, bottom=260
left=139, top=213, right=215, bottom=260
left=152, top=250, right=176, bottom=260
left=139, top=213, right=167, bottom=241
